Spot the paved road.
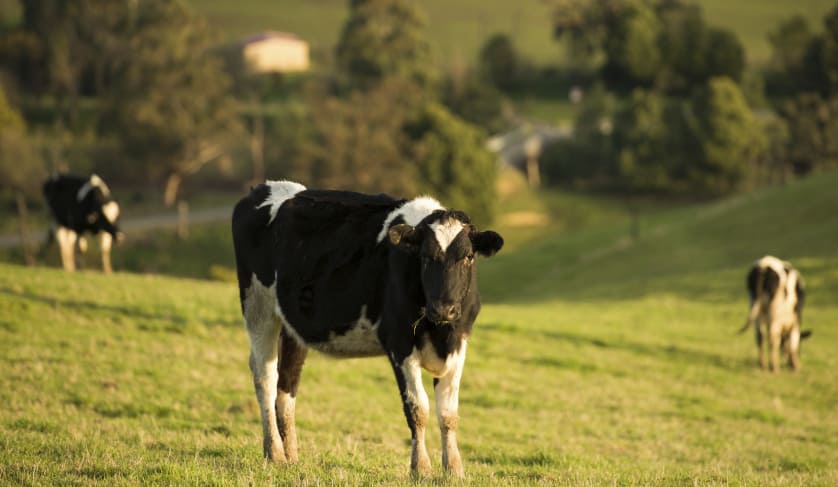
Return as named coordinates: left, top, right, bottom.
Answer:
left=0, top=205, right=231, bottom=250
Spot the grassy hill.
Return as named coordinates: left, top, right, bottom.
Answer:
left=189, top=0, right=837, bottom=66
left=1, top=172, right=837, bottom=485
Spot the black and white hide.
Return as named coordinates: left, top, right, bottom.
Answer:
left=231, top=180, right=504, bottom=477
left=741, top=255, right=810, bottom=371
left=43, top=173, right=122, bottom=273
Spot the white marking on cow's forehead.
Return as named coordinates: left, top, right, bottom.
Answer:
left=257, top=180, right=307, bottom=224
left=429, top=219, right=465, bottom=252
left=101, top=201, right=119, bottom=223
left=76, top=174, right=111, bottom=201
left=376, top=196, right=444, bottom=243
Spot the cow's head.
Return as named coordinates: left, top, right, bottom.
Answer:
left=389, top=210, right=503, bottom=324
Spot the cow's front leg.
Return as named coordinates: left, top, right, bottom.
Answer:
left=276, top=329, right=307, bottom=463
left=391, top=352, right=431, bottom=477
left=434, top=340, right=467, bottom=477
left=99, top=232, right=113, bottom=274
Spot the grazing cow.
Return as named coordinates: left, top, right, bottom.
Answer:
left=43, top=173, right=123, bottom=274
left=232, top=181, right=503, bottom=477
left=740, top=255, right=810, bottom=371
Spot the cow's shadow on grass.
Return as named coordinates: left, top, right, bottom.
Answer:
left=0, top=287, right=239, bottom=329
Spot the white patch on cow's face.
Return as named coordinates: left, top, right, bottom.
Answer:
left=77, top=174, right=111, bottom=201
left=429, top=219, right=465, bottom=253
left=257, top=180, right=307, bottom=224
left=101, top=201, right=120, bottom=223
left=377, top=196, right=444, bottom=243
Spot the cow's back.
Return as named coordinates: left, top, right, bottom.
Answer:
left=232, top=183, right=404, bottom=347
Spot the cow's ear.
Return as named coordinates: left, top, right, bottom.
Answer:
left=389, top=224, right=422, bottom=254
left=472, top=230, right=504, bottom=257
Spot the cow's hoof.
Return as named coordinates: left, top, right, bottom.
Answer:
left=411, top=459, right=432, bottom=478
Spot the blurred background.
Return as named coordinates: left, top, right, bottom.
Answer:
left=0, top=0, right=836, bottom=278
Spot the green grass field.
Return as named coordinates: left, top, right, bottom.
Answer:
left=1, top=172, right=837, bottom=485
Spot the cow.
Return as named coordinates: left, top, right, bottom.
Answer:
left=739, top=255, right=811, bottom=372
left=231, top=180, right=503, bottom=477
left=43, top=173, right=123, bottom=274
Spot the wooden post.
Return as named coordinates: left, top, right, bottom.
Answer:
left=524, top=135, right=542, bottom=188
left=177, top=201, right=189, bottom=240
left=15, top=191, right=36, bottom=266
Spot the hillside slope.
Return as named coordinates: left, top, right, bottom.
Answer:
left=1, top=173, right=836, bottom=485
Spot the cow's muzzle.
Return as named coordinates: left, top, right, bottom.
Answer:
left=427, top=303, right=461, bottom=324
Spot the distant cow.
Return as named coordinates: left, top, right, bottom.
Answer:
left=740, top=256, right=810, bottom=371
left=43, top=173, right=122, bottom=274
left=232, top=181, right=503, bottom=477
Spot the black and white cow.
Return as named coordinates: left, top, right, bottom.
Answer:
left=740, top=255, right=810, bottom=371
left=43, top=173, right=122, bottom=274
left=231, top=180, right=503, bottom=477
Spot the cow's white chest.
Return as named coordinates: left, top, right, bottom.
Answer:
left=416, top=337, right=465, bottom=378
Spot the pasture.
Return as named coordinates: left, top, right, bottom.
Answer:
left=1, top=172, right=837, bottom=485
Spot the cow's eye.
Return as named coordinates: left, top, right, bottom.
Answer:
left=464, top=253, right=475, bottom=264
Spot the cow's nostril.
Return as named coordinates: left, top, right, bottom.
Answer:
left=446, top=305, right=460, bottom=321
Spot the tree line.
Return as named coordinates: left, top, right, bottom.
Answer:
left=1, top=0, right=837, bottom=229
left=0, top=0, right=500, bottom=225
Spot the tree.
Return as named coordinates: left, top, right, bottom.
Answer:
left=686, top=77, right=766, bottom=193
left=766, top=15, right=813, bottom=94
left=441, top=69, right=508, bottom=135
left=602, top=0, right=662, bottom=86
left=0, top=86, right=46, bottom=265
left=335, top=0, right=435, bottom=90
left=406, top=103, right=498, bottom=225
left=614, top=89, right=672, bottom=191
left=478, top=33, right=520, bottom=91
left=101, top=0, right=241, bottom=206
left=291, top=79, right=425, bottom=196
left=779, top=93, right=838, bottom=175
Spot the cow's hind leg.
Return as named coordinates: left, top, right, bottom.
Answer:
left=276, top=329, right=307, bottom=463
left=55, top=226, right=77, bottom=272
left=391, top=353, right=432, bottom=477
left=434, top=340, right=467, bottom=477
left=786, top=328, right=801, bottom=371
left=755, top=322, right=767, bottom=370
left=243, top=278, right=286, bottom=462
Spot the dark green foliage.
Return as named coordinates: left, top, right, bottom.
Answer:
left=543, top=78, right=765, bottom=195
left=779, top=93, right=838, bottom=175
left=601, top=0, right=661, bottom=86
left=551, top=0, right=746, bottom=94
left=405, top=103, right=497, bottom=225
left=478, top=33, right=520, bottom=91
left=768, top=4, right=838, bottom=97
left=440, top=70, right=508, bottom=135
left=0, top=85, right=44, bottom=195
left=290, top=79, right=425, bottom=197
left=541, top=84, right=616, bottom=187
left=685, top=77, right=765, bottom=194
left=335, top=0, right=436, bottom=90
left=765, top=15, right=814, bottom=95
left=99, top=0, right=240, bottom=204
